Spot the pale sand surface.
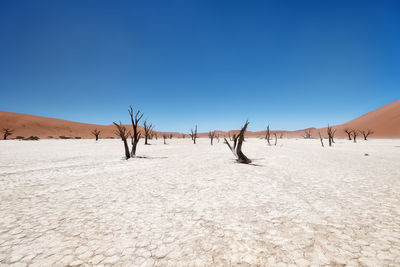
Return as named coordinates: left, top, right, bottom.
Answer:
left=0, top=138, right=399, bottom=266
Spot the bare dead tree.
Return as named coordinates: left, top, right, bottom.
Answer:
left=362, top=129, right=374, bottom=141
left=303, top=129, right=312, bottom=139
left=143, top=120, right=153, bottom=145
left=91, top=129, right=101, bottom=141
left=113, top=122, right=131, bottom=160
left=327, top=125, right=336, bottom=147
left=208, top=131, right=216, bottom=145
left=274, top=133, right=277, bottom=146
left=279, top=132, right=283, bottom=139
left=2, top=128, right=14, bottom=140
left=163, top=134, right=167, bottom=144
left=265, top=125, right=271, bottom=145
left=351, top=129, right=360, bottom=143
left=318, top=132, right=324, bottom=147
left=228, top=132, right=233, bottom=141
left=224, top=121, right=251, bottom=164
left=128, top=105, right=143, bottom=157
left=154, top=132, right=158, bottom=140
left=169, top=133, right=173, bottom=139
left=344, top=128, right=352, bottom=140
left=189, top=125, right=197, bottom=144
left=181, top=133, right=186, bottom=139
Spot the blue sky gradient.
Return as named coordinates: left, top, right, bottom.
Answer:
left=1, top=0, right=399, bottom=132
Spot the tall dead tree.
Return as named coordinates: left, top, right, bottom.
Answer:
left=362, top=129, right=374, bottom=141
left=113, top=122, right=131, bottom=160
left=303, top=129, right=312, bottom=139
left=344, top=128, right=352, bottom=140
left=2, top=128, right=14, bottom=140
left=265, top=125, right=271, bottom=145
left=91, top=129, right=101, bottom=141
left=209, top=131, right=216, bottom=145
left=163, top=134, right=167, bottom=144
left=351, top=129, right=360, bottom=143
left=224, top=121, right=251, bottom=164
left=327, top=125, right=336, bottom=147
left=128, top=105, right=143, bottom=157
left=143, top=120, right=153, bottom=145
left=274, top=133, right=277, bottom=146
left=318, top=132, right=324, bottom=147
left=190, top=125, right=197, bottom=144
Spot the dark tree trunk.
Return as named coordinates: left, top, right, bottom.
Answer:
left=224, top=121, right=251, bottom=164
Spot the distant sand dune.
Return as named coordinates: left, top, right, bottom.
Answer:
left=0, top=100, right=399, bottom=138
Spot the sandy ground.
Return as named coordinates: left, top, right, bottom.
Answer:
left=0, top=138, right=399, bottom=266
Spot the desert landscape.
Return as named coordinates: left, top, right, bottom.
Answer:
left=2, top=0, right=400, bottom=266
left=1, top=101, right=400, bottom=266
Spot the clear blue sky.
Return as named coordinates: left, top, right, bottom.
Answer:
left=1, top=0, right=399, bottom=132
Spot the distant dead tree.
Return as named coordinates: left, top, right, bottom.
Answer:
left=327, top=125, right=336, bottom=147
left=318, top=132, right=324, bottom=147
left=163, top=134, right=167, bottom=144
left=113, top=122, right=131, bottom=160
left=351, top=129, right=360, bottom=143
left=189, top=125, right=197, bottom=144
left=362, top=129, right=374, bottom=141
left=265, top=125, right=271, bottom=145
left=169, top=133, right=173, bottom=139
left=154, top=132, right=158, bottom=140
left=181, top=133, right=186, bottom=139
left=91, top=129, right=101, bottom=141
left=143, top=120, right=153, bottom=145
left=344, top=128, right=352, bottom=140
left=128, top=105, right=143, bottom=157
left=2, top=128, right=14, bottom=140
left=279, top=132, right=283, bottom=139
left=303, top=129, right=312, bottom=139
left=228, top=132, right=233, bottom=141
left=274, top=133, right=277, bottom=146
left=224, top=121, right=251, bottom=164
left=208, top=131, right=216, bottom=145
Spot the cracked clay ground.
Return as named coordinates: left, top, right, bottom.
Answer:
left=0, top=138, right=400, bottom=266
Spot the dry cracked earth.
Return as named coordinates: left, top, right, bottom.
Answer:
left=0, top=138, right=400, bottom=266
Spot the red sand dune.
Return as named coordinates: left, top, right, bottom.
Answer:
left=0, top=100, right=399, bottom=139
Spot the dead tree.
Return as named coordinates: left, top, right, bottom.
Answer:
left=208, top=131, right=216, bottom=145
left=128, top=105, right=143, bottom=157
left=190, top=125, right=197, bottom=144
left=362, top=129, right=374, bottom=141
left=143, top=120, right=153, bottom=145
left=265, top=125, right=271, bottom=145
left=2, top=128, right=14, bottom=140
left=327, top=125, right=336, bottom=147
left=279, top=132, right=283, bottom=139
left=318, top=132, right=324, bottom=147
left=228, top=132, right=233, bottom=141
left=344, top=128, right=352, bottom=140
left=224, top=121, right=251, bottom=164
left=274, top=133, right=277, bottom=146
left=91, top=129, right=101, bottom=141
left=303, top=129, right=312, bottom=139
left=169, top=133, right=173, bottom=139
left=181, top=133, right=185, bottom=139
left=351, top=129, right=360, bottom=143
left=163, top=134, right=167, bottom=144
left=113, top=122, right=131, bottom=160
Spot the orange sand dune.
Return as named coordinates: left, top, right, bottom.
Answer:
left=0, top=100, right=399, bottom=139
